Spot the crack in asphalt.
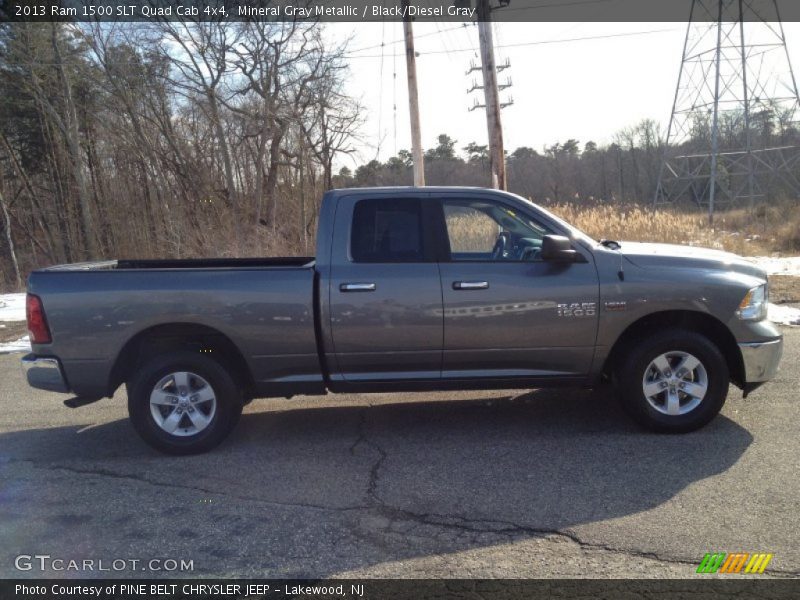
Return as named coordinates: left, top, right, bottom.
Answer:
left=350, top=406, right=387, bottom=504
left=18, top=460, right=371, bottom=514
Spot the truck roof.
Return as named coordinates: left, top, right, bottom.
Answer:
left=327, top=186, right=516, bottom=196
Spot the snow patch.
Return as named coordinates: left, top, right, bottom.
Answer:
left=0, top=335, right=30, bottom=354
left=0, top=293, right=25, bottom=322
left=768, top=303, right=800, bottom=327
left=0, top=293, right=31, bottom=352
left=746, top=256, right=800, bottom=277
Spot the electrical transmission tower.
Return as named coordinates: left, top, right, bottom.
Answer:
left=654, top=0, right=800, bottom=223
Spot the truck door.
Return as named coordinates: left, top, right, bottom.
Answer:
left=435, top=195, right=599, bottom=381
left=327, top=196, right=443, bottom=382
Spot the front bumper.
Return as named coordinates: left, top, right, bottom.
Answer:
left=21, top=353, right=70, bottom=393
left=739, top=338, right=783, bottom=384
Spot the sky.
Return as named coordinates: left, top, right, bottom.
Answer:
left=325, top=21, right=800, bottom=169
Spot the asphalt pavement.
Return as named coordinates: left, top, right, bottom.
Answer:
left=1, top=329, right=798, bottom=578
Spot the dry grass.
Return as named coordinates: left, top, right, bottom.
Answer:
left=445, top=213, right=497, bottom=252
left=770, top=275, right=800, bottom=304
left=6, top=199, right=798, bottom=295
left=546, top=201, right=800, bottom=256
left=436, top=201, right=800, bottom=258
left=0, top=321, right=27, bottom=343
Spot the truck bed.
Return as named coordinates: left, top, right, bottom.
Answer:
left=28, top=260, right=323, bottom=398
left=40, top=257, right=314, bottom=271
left=117, top=257, right=314, bottom=269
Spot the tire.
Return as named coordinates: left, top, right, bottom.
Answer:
left=615, top=329, right=729, bottom=433
left=230, top=400, right=244, bottom=428
left=127, top=351, right=242, bottom=454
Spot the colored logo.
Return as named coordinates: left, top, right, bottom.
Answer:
left=697, top=552, right=773, bottom=574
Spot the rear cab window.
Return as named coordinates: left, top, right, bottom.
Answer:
left=351, top=198, right=427, bottom=262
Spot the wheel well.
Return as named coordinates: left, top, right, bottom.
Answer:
left=602, top=311, right=745, bottom=388
left=108, top=323, right=253, bottom=397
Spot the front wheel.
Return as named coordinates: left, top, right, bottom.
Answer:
left=615, top=330, right=729, bottom=433
left=127, top=351, right=242, bottom=454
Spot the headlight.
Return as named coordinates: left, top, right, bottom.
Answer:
left=737, top=283, right=768, bottom=321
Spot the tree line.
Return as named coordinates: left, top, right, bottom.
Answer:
left=0, top=21, right=361, bottom=288
left=338, top=125, right=665, bottom=205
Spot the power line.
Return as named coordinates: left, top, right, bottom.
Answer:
left=430, top=19, right=457, bottom=63
left=425, top=0, right=463, bottom=64
left=344, top=27, right=681, bottom=59
left=346, top=23, right=469, bottom=54
left=351, top=6, right=630, bottom=57
left=18, top=28, right=681, bottom=66
left=459, top=22, right=479, bottom=59
left=501, top=0, right=616, bottom=11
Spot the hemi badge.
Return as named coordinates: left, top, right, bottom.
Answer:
left=605, top=301, right=627, bottom=311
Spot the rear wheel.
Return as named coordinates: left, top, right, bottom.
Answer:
left=128, top=351, right=242, bottom=454
left=615, top=330, right=729, bottom=433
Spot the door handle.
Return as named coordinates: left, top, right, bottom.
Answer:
left=453, top=281, right=489, bottom=290
left=340, top=282, right=377, bottom=292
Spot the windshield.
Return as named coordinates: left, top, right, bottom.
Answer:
left=506, top=192, right=598, bottom=247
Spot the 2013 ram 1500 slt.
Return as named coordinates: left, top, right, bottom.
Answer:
left=22, top=187, right=783, bottom=453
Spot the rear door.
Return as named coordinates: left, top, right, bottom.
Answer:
left=327, top=195, right=443, bottom=382
left=435, top=194, right=599, bottom=381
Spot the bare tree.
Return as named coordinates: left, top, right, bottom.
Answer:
left=158, top=21, right=242, bottom=222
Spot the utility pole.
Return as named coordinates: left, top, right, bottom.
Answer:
left=402, top=0, right=425, bottom=186
left=477, top=0, right=505, bottom=190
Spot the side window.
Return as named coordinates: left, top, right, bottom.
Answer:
left=443, top=205, right=499, bottom=254
left=351, top=198, right=426, bottom=262
left=443, top=199, right=552, bottom=261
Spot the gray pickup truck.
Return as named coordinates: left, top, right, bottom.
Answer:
left=23, top=187, right=783, bottom=454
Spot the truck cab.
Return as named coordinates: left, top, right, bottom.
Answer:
left=319, top=188, right=600, bottom=389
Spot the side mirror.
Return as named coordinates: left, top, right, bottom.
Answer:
left=540, top=235, right=582, bottom=262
